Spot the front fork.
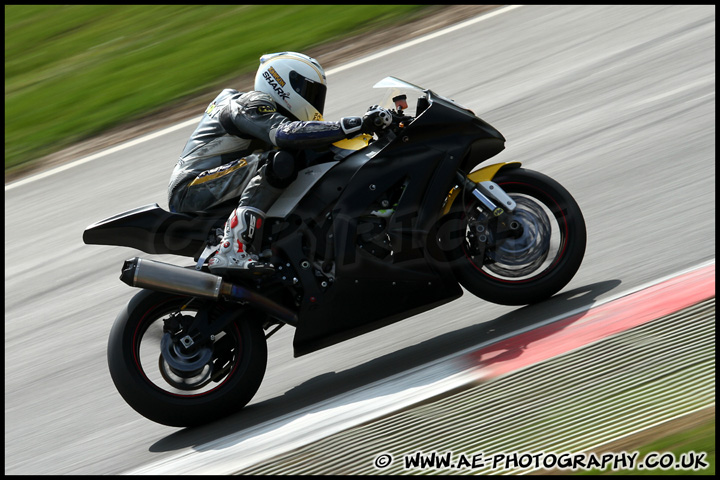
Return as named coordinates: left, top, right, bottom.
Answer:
left=457, top=174, right=517, bottom=217
left=444, top=162, right=523, bottom=258
left=444, top=162, right=522, bottom=217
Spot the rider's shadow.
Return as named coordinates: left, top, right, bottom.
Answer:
left=150, top=278, right=621, bottom=452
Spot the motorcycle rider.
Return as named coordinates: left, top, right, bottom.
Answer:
left=167, top=52, right=393, bottom=276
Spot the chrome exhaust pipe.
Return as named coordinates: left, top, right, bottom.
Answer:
left=120, top=257, right=298, bottom=326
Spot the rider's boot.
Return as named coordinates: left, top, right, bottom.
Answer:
left=208, top=206, right=275, bottom=277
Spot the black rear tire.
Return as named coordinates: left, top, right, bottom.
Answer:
left=107, top=289, right=267, bottom=427
left=446, top=167, right=586, bottom=305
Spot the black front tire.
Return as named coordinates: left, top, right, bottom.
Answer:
left=447, top=167, right=586, bottom=306
left=107, top=289, right=267, bottom=427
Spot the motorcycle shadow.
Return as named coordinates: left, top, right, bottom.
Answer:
left=150, top=278, right=622, bottom=451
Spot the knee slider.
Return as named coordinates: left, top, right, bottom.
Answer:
left=265, top=151, right=298, bottom=188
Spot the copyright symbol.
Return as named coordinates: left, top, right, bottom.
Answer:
left=374, top=453, right=393, bottom=469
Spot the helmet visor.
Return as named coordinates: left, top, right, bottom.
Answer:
left=289, top=70, right=327, bottom=115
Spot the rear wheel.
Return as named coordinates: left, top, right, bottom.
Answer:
left=447, top=167, right=586, bottom=305
left=107, top=289, right=267, bottom=427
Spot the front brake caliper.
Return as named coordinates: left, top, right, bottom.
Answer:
left=466, top=211, right=492, bottom=257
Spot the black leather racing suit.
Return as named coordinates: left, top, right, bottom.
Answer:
left=168, top=88, right=360, bottom=214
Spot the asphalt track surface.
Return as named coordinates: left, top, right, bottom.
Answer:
left=5, top=5, right=715, bottom=475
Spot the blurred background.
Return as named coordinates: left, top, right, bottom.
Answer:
left=5, top=4, right=433, bottom=177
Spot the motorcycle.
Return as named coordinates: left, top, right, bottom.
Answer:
left=83, top=77, right=586, bottom=427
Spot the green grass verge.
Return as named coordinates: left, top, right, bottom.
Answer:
left=5, top=5, right=427, bottom=172
left=576, top=417, right=715, bottom=476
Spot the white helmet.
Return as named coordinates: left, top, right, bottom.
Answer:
left=254, top=52, right=327, bottom=121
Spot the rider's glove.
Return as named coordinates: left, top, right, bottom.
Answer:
left=340, top=116, right=363, bottom=136
left=361, top=106, right=392, bottom=134
left=339, top=106, right=392, bottom=137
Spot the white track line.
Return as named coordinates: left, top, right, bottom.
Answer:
left=5, top=5, right=522, bottom=192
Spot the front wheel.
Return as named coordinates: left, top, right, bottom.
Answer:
left=447, top=168, right=586, bottom=305
left=107, top=289, right=267, bottom=427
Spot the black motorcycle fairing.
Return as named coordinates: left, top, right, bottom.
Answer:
left=270, top=141, right=467, bottom=356
left=293, top=278, right=461, bottom=356
left=83, top=204, right=226, bottom=259
left=416, top=91, right=506, bottom=174
left=265, top=96, right=509, bottom=356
